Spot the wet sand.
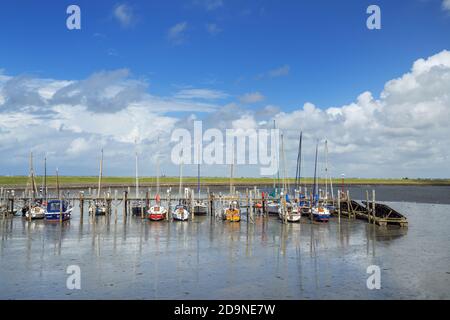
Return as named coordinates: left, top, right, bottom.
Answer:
left=1, top=199, right=449, bottom=300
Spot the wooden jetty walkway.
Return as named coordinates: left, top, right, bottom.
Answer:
left=1, top=186, right=408, bottom=228
left=336, top=191, right=408, bottom=227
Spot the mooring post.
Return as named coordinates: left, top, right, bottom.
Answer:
left=372, top=190, right=376, bottom=225
left=190, top=189, right=195, bottom=220
left=337, top=191, right=341, bottom=223
left=210, top=192, right=214, bottom=217
left=114, top=190, right=118, bottom=223
left=59, top=192, right=63, bottom=224
left=107, top=193, right=112, bottom=216
left=167, top=189, right=171, bottom=221
left=246, top=188, right=249, bottom=221
left=79, top=192, right=84, bottom=220
left=366, top=190, right=370, bottom=223
left=123, top=191, right=128, bottom=217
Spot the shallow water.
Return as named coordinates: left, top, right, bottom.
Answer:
left=0, top=201, right=449, bottom=300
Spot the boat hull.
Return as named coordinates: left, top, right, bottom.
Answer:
left=148, top=205, right=168, bottom=221
left=267, top=203, right=281, bottom=215
left=279, top=213, right=301, bottom=223
left=131, top=206, right=146, bottom=216
left=225, top=209, right=240, bottom=222
left=193, top=205, right=208, bottom=215
left=45, top=213, right=71, bottom=222
left=25, top=207, right=45, bottom=220
left=311, top=207, right=331, bottom=222
left=148, top=213, right=166, bottom=221
left=312, top=214, right=330, bottom=222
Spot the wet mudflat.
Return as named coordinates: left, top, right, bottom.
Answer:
left=0, top=202, right=449, bottom=300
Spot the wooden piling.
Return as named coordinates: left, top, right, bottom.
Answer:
left=366, top=190, right=370, bottom=223
left=337, top=191, right=341, bottom=223
left=123, top=191, right=128, bottom=217
left=372, top=190, right=376, bottom=225
left=79, top=192, right=84, bottom=219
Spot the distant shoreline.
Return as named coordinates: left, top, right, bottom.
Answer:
left=1, top=176, right=449, bottom=189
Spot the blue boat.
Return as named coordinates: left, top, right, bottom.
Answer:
left=44, top=200, right=73, bottom=222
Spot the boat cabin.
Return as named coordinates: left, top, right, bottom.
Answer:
left=47, top=200, right=69, bottom=213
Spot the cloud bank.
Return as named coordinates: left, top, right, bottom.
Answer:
left=0, top=51, right=449, bottom=178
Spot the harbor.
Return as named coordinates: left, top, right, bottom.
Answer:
left=0, top=193, right=449, bottom=299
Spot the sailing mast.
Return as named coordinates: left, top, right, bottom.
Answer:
left=229, top=145, right=234, bottom=195
left=295, top=132, right=303, bottom=193
left=281, top=134, right=287, bottom=194
left=135, top=141, right=139, bottom=199
left=56, top=167, right=60, bottom=200
left=43, top=155, right=47, bottom=201
left=312, top=141, right=319, bottom=205
left=324, top=139, right=328, bottom=201
left=325, top=140, right=334, bottom=201
left=97, top=149, right=103, bottom=199
left=179, top=150, right=183, bottom=200
left=197, top=145, right=201, bottom=201
left=26, top=152, right=38, bottom=200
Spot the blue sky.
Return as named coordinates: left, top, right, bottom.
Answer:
left=1, top=0, right=450, bottom=178
left=1, top=0, right=449, bottom=110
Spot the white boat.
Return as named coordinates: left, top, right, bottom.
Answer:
left=25, top=205, right=45, bottom=219
left=172, top=204, right=190, bottom=221
left=193, top=201, right=208, bottom=215
left=90, top=149, right=107, bottom=216
left=148, top=194, right=168, bottom=221
left=279, top=202, right=301, bottom=223
left=267, top=201, right=281, bottom=215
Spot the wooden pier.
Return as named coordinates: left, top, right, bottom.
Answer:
left=0, top=186, right=408, bottom=228
left=336, top=192, right=408, bottom=227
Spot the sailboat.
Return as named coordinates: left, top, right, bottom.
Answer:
left=131, top=145, right=145, bottom=216
left=148, top=194, right=168, bottom=221
left=147, top=153, right=168, bottom=221
left=23, top=152, right=45, bottom=220
left=193, top=147, right=208, bottom=215
left=223, top=153, right=240, bottom=222
left=323, top=140, right=336, bottom=214
left=267, top=120, right=281, bottom=215
left=89, top=149, right=107, bottom=216
left=45, top=168, right=72, bottom=222
left=278, top=134, right=301, bottom=223
left=224, top=200, right=241, bottom=222
left=171, top=161, right=190, bottom=221
left=311, top=141, right=331, bottom=222
left=294, top=132, right=311, bottom=216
